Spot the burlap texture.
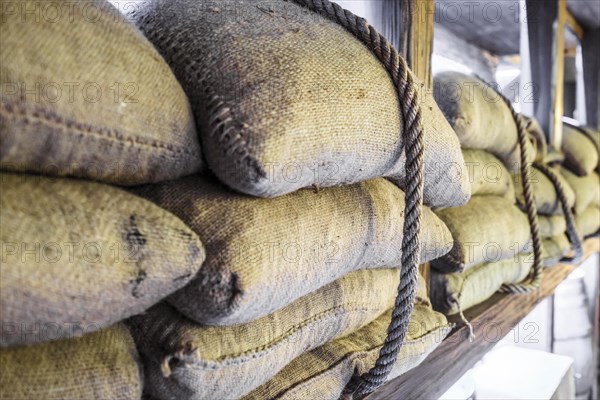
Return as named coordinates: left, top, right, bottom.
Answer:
left=561, top=168, right=600, bottom=214
left=430, top=253, right=533, bottom=315
left=132, top=176, right=452, bottom=325
left=538, top=214, right=567, bottom=238
left=461, top=149, right=515, bottom=201
left=0, top=323, right=142, bottom=400
left=431, top=196, right=531, bottom=273
left=575, top=206, right=600, bottom=238
left=578, top=125, right=600, bottom=173
left=0, top=0, right=202, bottom=185
left=541, top=234, right=571, bottom=267
left=129, top=269, right=413, bottom=400
left=433, top=71, right=535, bottom=172
left=243, top=305, right=450, bottom=400
left=129, top=0, right=470, bottom=208
left=513, top=166, right=576, bottom=215
left=562, top=124, right=599, bottom=176
left=523, top=115, right=548, bottom=164
left=0, top=172, right=205, bottom=347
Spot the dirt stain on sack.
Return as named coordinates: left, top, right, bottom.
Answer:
left=125, top=215, right=148, bottom=298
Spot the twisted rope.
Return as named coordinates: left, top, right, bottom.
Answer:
left=534, top=163, right=583, bottom=262
left=485, top=86, right=543, bottom=294
left=289, top=0, right=425, bottom=396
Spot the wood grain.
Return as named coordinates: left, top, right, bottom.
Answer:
left=366, top=237, right=599, bottom=400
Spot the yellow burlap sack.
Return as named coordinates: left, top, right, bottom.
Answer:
left=430, top=253, right=533, bottom=315
left=538, top=214, right=567, bottom=238
left=433, top=71, right=535, bottom=172
left=513, top=166, right=576, bottom=215
left=0, top=324, right=142, bottom=400
left=431, top=196, right=531, bottom=273
left=461, top=149, right=515, bottom=201
left=561, top=168, right=600, bottom=214
left=523, top=115, right=548, bottom=164
left=133, top=176, right=452, bottom=325
left=129, top=269, right=419, bottom=400
left=0, top=172, right=204, bottom=347
left=562, top=124, right=599, bottom=176
left=0, top=0, right=202, bottom=184
left=243, top=304, right=450, bottom=400
left=575, top=206, right=600, bottom=238
left=541, top=234, right=571, bottom=267
left=128, top=0, right=471, bottom=208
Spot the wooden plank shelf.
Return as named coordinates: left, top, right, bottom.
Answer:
left=366, top=237, right=600, bottom=400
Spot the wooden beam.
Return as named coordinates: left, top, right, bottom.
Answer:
left=565, top=9, right=584, bottom=39
left=409, top=0, right=434, bottom=87
left=366, top=237, right=600, bottom=400
left=550, top=0, right=567, bottom=150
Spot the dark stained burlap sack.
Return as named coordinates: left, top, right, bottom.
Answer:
left=576, top=206, right=600, bottom=238
left=431, top=196, right=531, bottom=273
left=541, top=234, right=571, bottom=267
left=132, top=176, right=453, bottom=325
left=129, top=269, right=411, bottom=400
left=461, top=149, right=515, bottom=201
left=523, top=115, right=548, bottom=164
left=128, top=0, right=471, bottom=208
left=243, top=304, right=450, bottom=399
left=561, top=168, right=600, bottom=214
left=433, top=71, right=535, bottom=172
left=513, top=166, right=576, bottom=215
left=430, top=253, right=533, bottom=315
left=0, top=0, right=202, bottom=185
left=562, top=124, right=599, bottom=176
left=0, top=172, right=204, bottom=347
left=538, top=214, right=567, bottom=238
left=0, top=323, right=142, bottom=400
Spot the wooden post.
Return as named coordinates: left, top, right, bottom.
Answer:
left=550, top=0, right=567, bottom=150
left=410, top=0, right=434, bottom=88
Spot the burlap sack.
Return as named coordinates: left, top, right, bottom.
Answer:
left=538, top=214, right=567, bottom=238
left=541, top=234, right=571, bottom=267
left=430, top=253, right=533, bottom=315
left=576, top=206, right=600, bottom=238
left=461, top=149, right=515, bottom=201
left=129, top=269, right=413, bottom=400
left=562, top=124, right=599, bottom=176
left=561, top=168, right=600, bottom=214
left=523, top=115, right=548, bottom=164
left=579, top=126, right=600, bottom=173
left=0, top=0, right=202, bottom=185
left=433, top=71, right=535, bottom=172
left=431, top=196, right=531, bottom=273
left=0, top=323, right=142, bottom=400
left=513, top=166, right=576, bottom=215
left=0, top=172, right=204, bottom=347
left=128, top=0, right=471, bottom=208
left=243, top=305, right=450, bottom=400
left=132, top=176, right=452, bottom=325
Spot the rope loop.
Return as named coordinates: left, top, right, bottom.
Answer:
left=534, top=163, right=583, bottom=263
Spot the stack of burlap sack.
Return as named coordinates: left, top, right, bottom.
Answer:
left=513, top=118, right=600, bottom=265
left=428, top=72, right=600, bottom=319
left=560, top=122, right=600, bottom=240
left=428, top=72, right=539, bottom=317
left=1, top=1, right=475, bottom=399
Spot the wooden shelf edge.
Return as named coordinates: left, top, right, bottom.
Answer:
left=366, top=237, right=600, bottom=400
